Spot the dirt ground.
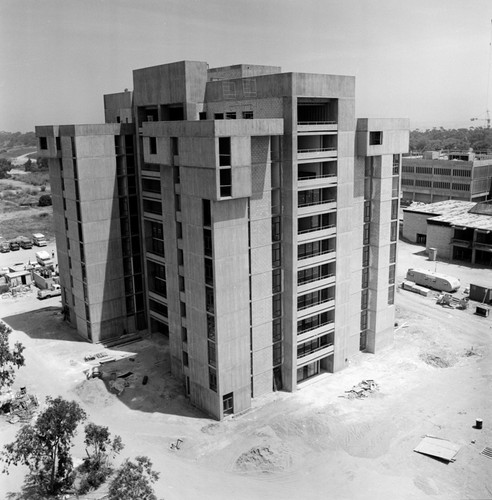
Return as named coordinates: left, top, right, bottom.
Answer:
left=0, top=240, right=491, bottom=500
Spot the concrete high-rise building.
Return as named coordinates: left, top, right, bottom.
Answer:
left=36, top=61, right=409, bottom=419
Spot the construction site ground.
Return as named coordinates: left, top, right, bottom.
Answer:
left=0, top=239, right=491, bottom=500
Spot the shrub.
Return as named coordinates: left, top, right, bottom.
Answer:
left=38, top=194, right=52, bottom=207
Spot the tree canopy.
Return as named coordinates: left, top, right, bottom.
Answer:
left=108, top=456, right=160, bottom=500
left=0, top=320, right=25, bottom=390
left=409, top=126, right=492, bottom=153
left=1, top=396, right=87, bottom=496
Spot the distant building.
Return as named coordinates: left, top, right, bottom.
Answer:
left=401, top=151, right=492, bottom=203
left=36, top=60, right=409, bottom=419
left=403, top=199, right=492, bottom=266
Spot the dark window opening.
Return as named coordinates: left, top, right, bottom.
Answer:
left=242, top=111, right=253, bottom=119
left=39, top=137, right=48, bottom=150
left=149, top=137, right=157, bottom=155
left=369, top=131, right=383, bottom=145
left=223, top=393, right=234, bottom=415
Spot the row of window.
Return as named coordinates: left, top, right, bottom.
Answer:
left=403, top=166, right=472, bottom=177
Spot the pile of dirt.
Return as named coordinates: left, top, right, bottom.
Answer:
left=73, top=378, right=116, bottom=407
left=419, top=352, right=453, bottom=368
left=234, top=444, right=291, bottom=474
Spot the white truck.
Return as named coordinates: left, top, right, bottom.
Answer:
left=32, top=233, right=47, bottom=246
left=37, top=284, right=61, bottom=300
left=36, top=250, right=54, bottom=268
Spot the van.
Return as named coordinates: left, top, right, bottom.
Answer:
left=32, top=233, right=47, bottom=246
left=36, top=250, right=54, bottom=268
left=9, top=240, right=20, bottom=251
left=406, top=268, right=460, bottom=293
left=17, top=236, right=33, bottom=249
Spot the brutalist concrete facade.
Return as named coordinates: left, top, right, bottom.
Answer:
left=36, top=60, right=409, bottom=419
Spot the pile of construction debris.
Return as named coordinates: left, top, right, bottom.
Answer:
left=0, top=387, right=39, bottom=424
left=342, top=380, right=379, bottom=399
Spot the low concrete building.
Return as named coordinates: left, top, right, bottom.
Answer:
left=403, top=200, right=492, bottom=266
left=401, top=151, right=492, bottom=203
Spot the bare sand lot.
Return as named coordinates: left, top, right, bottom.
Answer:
left=0, top=240, right=491, bottom=499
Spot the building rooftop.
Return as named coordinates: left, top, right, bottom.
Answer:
left=404, top=199, right=492, bottom=231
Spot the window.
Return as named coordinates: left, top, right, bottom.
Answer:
left=149, top=299, right=168, bottom=318
left=219, top=168, right=232, bottom=197
left=149, top=137, right=157, bottom=155
left=362, top=267, right=369, bottom=288
left=273, top=343, right=282, bottom=366
left=272, top=293, right=282, bottom=318
left=175, top=194, right=181, bottom=212
left=180, top=301, right=186, bottom=318
left=272, top=243, right=281, bottom=267
left=388, top=285, right=395, bottom=305
left=203, top=199, right=211, bottom=226
left=219, top=137, right=231, bottom=166
left=56, top=136, right=61, bottom=151
left=369, top=131, right=383, bottom=145
left=392, top=154, right=400, bottom=175
left=362, top=246, right=370, bottom=267
left=214, top=113, right=224, bottom=120
left=142, top=178, right=161, bottom=193
left=223, top=392, right=234, bottom=415
left=208, top=341, right=216, bottom=367
left=389, top=264, right=396, bottom=284
left=272, top=318, right=282, bottom=342
left=364, top=201, right=371, bottom=222
left=360, top=310, right=368, bottom=330
left=209, top=367, right=217, bottom=392
left=389, top=243, right=397, bottom=264
left=272, top=216, right=281, bottom=242
left=171, top=137, right=179, bottom=156
left=181, top=327, right=188, bottom=343
left=363, top=223, right=370, bottom=245
left=204, top=258, right=213, bottom=285
left=39, top=137, right=48, bottom=150
left=242, top=78, right=257, bottom=97
left=391, top=199, right=398, bottom=220
left=143, top=199, right=162, bottom=215
left=199, top=112, right=207, bottom=120
left=225, top=112, right=236, bottom=120
left=242, top=111, right=253, bottom=119
left=361, top=289, right=368, bottom=310
left=176, top=222, right=182, bottom=239
left=207, top=314, right=215, bottom=340
left=178, top=249, right=184, bottom=266
left=390, top=221, right=398, bottom=241
left=205, top=286, right=214, bottom=313
left=182, top=351, right=189, bottom=367
left=222, top=81, right=236, bottom=99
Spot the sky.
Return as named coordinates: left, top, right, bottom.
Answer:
left=1, top=0, right=492, bottom=132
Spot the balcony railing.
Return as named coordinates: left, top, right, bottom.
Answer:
left=298, top=147, right=337, bottom=154
left=297, top=341, right=334, bottom=359
left=298, top=273, right=335, bottom=287
left=297, top=319, right=334, bottom=335
left=298, top=224, right=335, bottom=235
left=297, top=296, right=335, bottom=311
left=298, top=248, right=335, bottom=261
left=298, top=173, right=337, bottom=181
left=298, top=121, right=337, bottom=125
left=298, top=198, right=335, bottom=208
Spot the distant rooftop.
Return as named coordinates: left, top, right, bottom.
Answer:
left=404, top=199, right=492, bottom=231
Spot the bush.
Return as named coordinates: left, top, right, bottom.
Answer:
left=38, top=194, right=52, bottom=207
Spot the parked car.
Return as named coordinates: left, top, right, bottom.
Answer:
left=0, top=237, right=10, bottom=253
left=16, top=236, right=33, bottom=249
left=37, top=284, right=61, bottom=300
left=9, top=240, right=20, bottom=251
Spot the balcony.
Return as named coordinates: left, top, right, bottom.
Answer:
left=298, top=249, right=336, bottom=270
left=297, top=121, right=338, bottom=134
left=297, top=298, right=335, bottom=320
left=297, top=147, right=337, bottom=161
left=298, top=199, right=337, bottom=217
left=297, top=225, right=336, bottom=243
left=297, top=344, right=334, bottom=367
left=451, top=238, right=472, bottom=248
left=297, top=274, right=336, bottom=295
left=298, top=173, right=337, bottom=190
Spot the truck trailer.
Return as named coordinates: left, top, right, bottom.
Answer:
left=406, top=268, right=460, bottom=293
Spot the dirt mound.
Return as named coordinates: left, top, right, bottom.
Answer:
left=73, top=378, right=116, bottom=407
left=234, top=445, right=291, bottom=474
left=419, top=352, right=453, bottom=368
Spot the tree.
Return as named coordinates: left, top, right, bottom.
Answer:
left=107, top=456, right=159, bottom=500
left=1, top=396, right=87, bottom=496
left=0, top=158, right=12, bottom=179
left=38, top=194, right=52, bottom=207
left=78, top=423, right=124, bottom=494
left=0, top=320, right=25, bottom=390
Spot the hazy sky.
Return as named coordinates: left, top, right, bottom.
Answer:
left=1, top=0, right=492, bottom=132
